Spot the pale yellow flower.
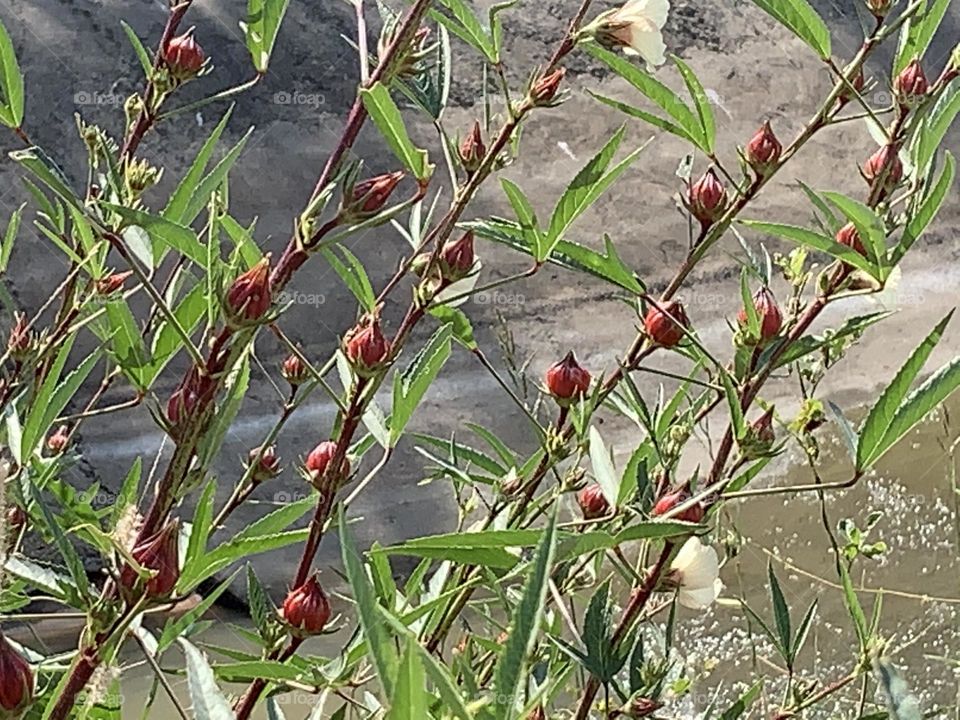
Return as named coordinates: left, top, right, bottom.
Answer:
left=669, top=536, right=723, bottom=610
left=596, top=0, right=670, bottom=68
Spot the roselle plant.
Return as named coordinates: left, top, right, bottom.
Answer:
left=0, top=0, right=958, bottom=718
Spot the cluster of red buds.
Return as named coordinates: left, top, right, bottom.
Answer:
left=282, top=575, right=332, bottom=636
left=439, top=231, right=477, bottom=283
left=46, top=425, right=70, bottom=455
left=652, top=488, right=704, bottom=523
left=644, top=300, right=690, bottom=348
left=340, top=172, right=404, bottom=221
left=577, top=483, right=610, bottom=520
left=545, top=351, right=592, bottom=405
left=894, top=59, right=929, bottom=108
left=737, top=286, right=783, bottom=344
left=225, top=256, right=273, bottom=326
left=530, top=68, right=566, bottom=106
left=459, top=122, right=486, bottom=174
left=120, top=520, right=180, bottom=600
left=687, top=169, right=727, bottom=228
left=246, top=446, right=281, bottom=483
left=0, top=632, right=33, bottom=717
left=862, top=144, right=903, bottom=196
left=741, top=407, right=776, bottom=459
left=163, top=33, right=206, bottom=81
left=7, top=313, right=33, bottom=361
left=96, top=271, right=133, bottom=297
left=744, top=121, right=782, bottom=178
left=343, top=315, right=391, bottom=376
left=281, top=353, right=310, bottom=387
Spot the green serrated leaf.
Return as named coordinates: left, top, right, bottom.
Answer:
left=390, top=324, right=452, bottom=444
left=361, top=83, right=431, bottom=179
left=750, top=0, right=831, bottom=59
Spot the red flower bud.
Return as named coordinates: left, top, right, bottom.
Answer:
left=652, top=489, right=704, bottom=523
left=526, top=706, right=547, bottom=720
left=247, top=445, right=280, bottom=483
left=281, top=354, right=309, bottom=387
left=862, top=145, right=903, bottom=191
left=345, top=171, right=404, bottom=218
left=7, top=313, right=32, bottom=361
left=687, top=169, right=727, bottom=227
left=0, top=632, right=33, bottom=716
left=459, top=122, right=486, bottom=173
left=545, top=351, right=592, bottom=402
left=577, top=483, right=610, bottom=520
left=121, top=520, right=180, bottom=599
left=344, top=316, right=391, bottom=374
left=225, top=256, right=272, bottom=324
left=836, top=222, right=866, bottom=256
left=644, top=300, right=690, bottom=348
left=894, top=59, right=928, bottom=104
left=96, top=271, right=133, bottom=296
left=737, top=287, right=783, bottom=343
left=163, top=34, right=206, bottom=79
left=440, top=231, right=476, bottom=281
left=745, top=121, right=782, bottom=176
left=282, top=575, right=331, bottom=636
left=5, top=506, right=26, bottom=536
left=46, top=425, right=69, bottom=454
left=305, top=440, right=349, bottom=486
left=531, top=68, right=565, bottom=105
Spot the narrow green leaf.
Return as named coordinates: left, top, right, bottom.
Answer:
left=0, top=18, right=25, bottom=128
left=164, top=107, right=235, bottom=224
left=588, top=426, right=619, bottom=507
left=750, top=0, right=831, bottom=58
left=360, top=83, right=430, bottom=179
left=894, top=151, right=954, bottom=265
left=120, top=20, right=154, bottom=77
left=430, top=0, right=496, bottom=62
left=857, top=311, right=953, bottom=469
left=388, top=640, right=429, bottom=720
left=493, top=510, right=558, bottom=719
left=894, top=0, right=951, bottom=75
left=0, top=203, right=23, bottom=272
left=588, top=91, right=698, bottom=146
left=673, top=55, right=715, bottom=153
left=741, top=220, right=879, bottom=278
left=321, top=245, right=377, bottom=312
left=719, top=679, right=764, bottom=720
left=243, top=0, right=291, bottom=72
left=390, top=324, right=453, bottom=444
left=105, top=204, right=205, bottom=267
left=766, top=562, right=792, bottom=664
left=339, top=509, right=398, bottom=694
left=181, top=639, right=236, bottom=720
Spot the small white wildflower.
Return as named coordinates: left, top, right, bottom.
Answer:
left=669, top=536, right=724, bottom=610
left=586, top=0, right=670, bottom=68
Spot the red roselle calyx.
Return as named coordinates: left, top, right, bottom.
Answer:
left=531, top=68, right=565, bottom=106
left=96, top=271, right=132, bottom=296
left=120, top=520, right=180, bottom=599
left=544, top=351, right=592, bottom=403
left=342, top=171, right=404, bottom=219
left=737, top=287, right=783, bottom=343
left=894, top=59, right=929, bottom=106
left=7, top=313, right=32, bottom=361
left=0, top=632, right=33, bottom=716
left=459, top=122, right=486, bottom=174
left=577, top=483, right=610, bottom=520
left=687, top=168, right=727, bottom=227
left=163, top=33, right=206, bottom=80
left=282, top=575, right=332, bottom=636
left=344, top=316, right=391, bottom=375
left=745, top=121, right=782, bottom=177
left=46, top=425, right=69, bottom=454
left=836, top=222, right=867, bottom=257
left=305, top=440, right=349, bottom=487
left=862, top=144, right=903, bottom=192
left=652, top=489, right=704, bottom=523
left=225, top=256, right=272, bottom=325
left=644, top=300, right=690, bottom=348
left=439, top=231, right=476, bottom=282
left=247, top=446, right=280, bottom=483
left=281, top=353, right=309, bottom=387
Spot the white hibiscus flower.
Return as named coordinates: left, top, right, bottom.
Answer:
left=669, top=536, right=723, bottom=610
left=587, top=0, right=670, bottom=68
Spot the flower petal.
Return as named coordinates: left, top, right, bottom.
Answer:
left=626, top=27, right=667, bottom=67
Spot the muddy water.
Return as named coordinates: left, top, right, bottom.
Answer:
left=70, top=398, right=955, bottom=718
